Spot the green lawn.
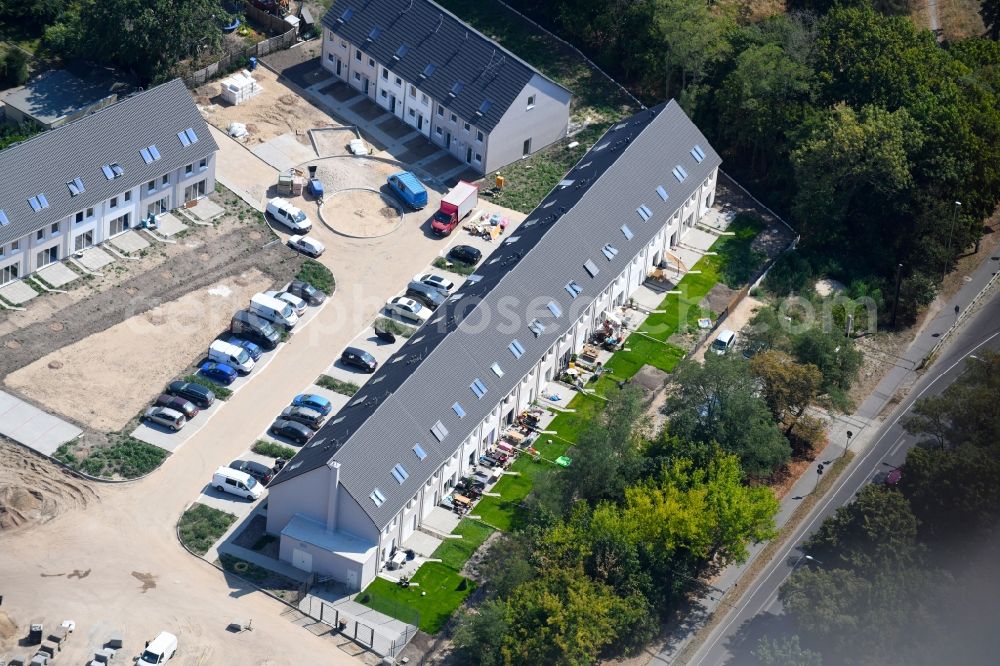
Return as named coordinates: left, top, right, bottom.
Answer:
left=361, top=563, right=473, bottom=634
left=639, top=254, right=723, bottom=342
left=177, top=503, right=236, bottom=556
left=431, top=519, right=496, bottom=570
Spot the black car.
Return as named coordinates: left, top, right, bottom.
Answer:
left=287, top=279, right=326, bottom=306
left=449, top=244, right=482, bottom=266
left=166, top=381, right=215, bottom=409
left=405, top=281, right=446, bottom=309
left=229, top=459, right=273, bottom=485
left=280, top=405, right=325, bottom=429
left=341, top=346, right=378, bottom=373
left=230, top=310, right=280, bottom=350
left=270, top=419, right=315, bottom=444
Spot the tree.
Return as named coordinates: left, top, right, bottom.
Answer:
left=983, top=0, right=1000, bottom=39
left=754, top=635, right=823, bottom=666
left=790, top=327, right=863, bottom=394
left=452, top=600, right=510, bottom=666
left=749, top=350, right=822, bottom=431
left=650, top=0, right=731, bottom=98
left=664, top=355, right=791, bottom=478
left=1, top=48, right=29, bottom=87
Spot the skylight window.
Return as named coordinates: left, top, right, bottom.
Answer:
left=369, top=26, right=382, bottom=40
left=67, top=178, right=85, bottom=196
left=657, top=186, right=669, bottom=201
left=584, top=259, right=599, bottom=278
left=565, top=281, right=583, bottom=298
left=0, top=210, right=8, bottom=226
left=692, top=144, right=706, bottom=162
left=340, top=7, right=354, bottom=21
left=431, top=421, right=449, bottom=441
left=637, top=205, right=652, bottom=221
left=621, top=224, right=634, bottom=240
left=491, top=363, right=504, bottom=378
left=149, top=144, right=161, bottom=160
left=602, top=244, right=619, bottom=261
left=178, top=131, right=191, bottom=147
left=672, top=165, right=688, bottom=182
left=509, top=339, right=525, bottom=358
left=394, top=43, right=409, bottom=59
left=413, top=443, right=428, bottom=460
left=370, top=488, right=386, bottom=506
left=453, top=402, right=466, bottom=418
left=140, top=147, right=152, bottom=163
left=185, top=128, right=198, bottom=144
left=422, top=63, right=437, bottom=78
left=28, top=195, right=49, bottom=212
left=547, top=301, right=563, bottom=317
left=450, top=81, right=464, bottom=97
left=477, top=99, right=492, bottom=115
left=471, top=379, right=488, bottom=399
left=392, top=464, right=409, bottom=484
left=529, top=319, right=546, bottom=336
left=103, top=163, right=124, bottom=179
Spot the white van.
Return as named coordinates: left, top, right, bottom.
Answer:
left=212, top=466, right=263, bottom=501
left=208, top=340, right=255, bottom=374
left=249, top=292, right=298, bottom=329
left=138, top=631, right=177, bottom=665
left=265, top=197, right=312, bottom=232
left=710, top=329, right=737, bottom=355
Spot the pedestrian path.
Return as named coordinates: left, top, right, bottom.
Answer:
left=0, top=390, right=82, bottom=456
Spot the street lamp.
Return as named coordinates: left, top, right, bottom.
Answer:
left=942, top=201, right=962, bottom=282
left=843, top=430, right=853, bottom=458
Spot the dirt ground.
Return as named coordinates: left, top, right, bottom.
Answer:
left=691, top=295, right=765, bottom=363
left=196, top=64, right=340, bottom=146
left=324, top=189, right=401, bottom=237
left=5, top=269, right=271, bottom=432
left=0, top=438, right=98, bottom=530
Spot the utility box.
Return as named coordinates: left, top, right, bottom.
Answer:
left=277, top=169, right=304, bottom=196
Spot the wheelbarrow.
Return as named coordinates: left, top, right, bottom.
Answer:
left=374, top=326, right=396, bottom=344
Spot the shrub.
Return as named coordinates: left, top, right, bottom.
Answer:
left=182, top=374, right=233, bottom=400
left=178, top=503, right=237, bottom=555
left=69, top=436, right=168, bottom=479
left=316, top=374, right=360, bottom=396
left=764, top=251, right=814, bottom=296
left=252, top=440, right=296, bottom=459
left=789, top=415, right=828, bottom=457
left=374, top=316, right=416, bottom=338
left=433, top=257, right=477, bottom=276
left=297, top=259, right=335, bottom=294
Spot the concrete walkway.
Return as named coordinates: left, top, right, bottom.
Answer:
left=208, top=125, right=279, bottom=212
left=0, top=390, right=82, bottom=455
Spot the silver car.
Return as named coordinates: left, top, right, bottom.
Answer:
left=280, top=405, right=325, bottom=429
left=417, top=273, right=455, bottom=295
left=144, top=406, right=186, bottom=431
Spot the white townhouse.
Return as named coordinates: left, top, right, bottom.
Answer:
left=265, top=100, right=721, bottom=591
left=0, top=79, right=218, bottom=286
left=320, top=0, right=572, bottom=174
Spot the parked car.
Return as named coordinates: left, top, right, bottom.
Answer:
left=266, top=197, right=312, bottom=232
left=405, top=281, right=446, bottom=309
left=266, top=290, right=307, bottom=316
left=230, top=337, right=263, bottom=361
left=741, top=339, right=768, bottom=360
left=200, top=361, right=238, bottom=385
left=138, top=631, right=178, bottom=666
left=287, top=279, right=326, bottom=305
left=144, top=406, right=187, bottom=431
left=449, top=245, right=482, bottom=265
left=387, top=296, right=429, bottom=324
left=280, top=405, right=325, bottom=429
left=154, top=394, right=199, bottom=419
left=287, top=234, right=325, bottom=257
left=167, top=381, right=215, bottom=409
left=292, top=393, right=332, bottom=416
left=250, top=292, right=298, bottom=329
left=710, top=329, right=737, bottom=356
left=212, top=466, right=263, bottom=500
left=341, top=346, right=378, bottom=373
left=231, top=310, right=281, bottom=350
left=229, top=459, right=273, bottom=485
left=270, top=418, right=316, bottom=444
left=417, top=273, right=455, bottom=295
left=208, top=339, right=254, bottom=374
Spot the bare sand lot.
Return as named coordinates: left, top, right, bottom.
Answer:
left=0, top=439, right=98, bottom=530
left=5, top=270, right=271, bottom=432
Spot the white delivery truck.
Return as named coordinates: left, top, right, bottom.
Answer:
left=249, top=292, right=298, bottom=329
left=208, top=340, right=255, bottom=374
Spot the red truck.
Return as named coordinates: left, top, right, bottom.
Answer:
left=431, top=181, right=479, bottom=236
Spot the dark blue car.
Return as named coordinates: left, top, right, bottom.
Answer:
left=200, top=361, right=238, bottom=386
left=230, top=338, right=263, bottom=361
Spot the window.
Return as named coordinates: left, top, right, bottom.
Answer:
left=340, top=39, right=346, bottom=48
left=395, top=76, right=402, bottom=86
left=86, top=207, right=93, bottom=217
left=602, top=244, right=619, bottom=261
left=355, top=49, right=362, bottom=61
left=471, top=379, right=487, bottom=399
left=477, top=99, right=492, bottom=116
left=110, top=197, right=118, bottom=208
left=522, top=138, right=531, bottom=156
left=381, top=90, right=387, bottom=99
left=67, top=177, right=85, bottom=196
left=382, top=69, right=388, bottom=80
left=422, top=63, right=437, bottom=78
left=178, top=130, right=191, bottom=147
left=476, top=130, right=484, bottom=142
left=657, top=185, right=668, bottom=201
left=185, top=164, right=193, bottom=176
left=75, top=211, right=84, bottom=223
left=370, top=488, right=386, bottom=506
left=28, top=195, right=49, bottom=212
left=436, top=127, right=443, bottom=136
left=509, top=339, right=525, bottom=358
left=463, top=122, right=470, bottom=132
left=565, top=281, right=582, bottom=298
left=369, top=26, right=382, bottom=41
left=450, top=81, right=464, bottom=97
left=140, top=145, right=160, bottom=164
left=124, top=191, right=131, bottom=202
left=50, top=222, right=59, bottom=235
left=395, top=44, right=409, bottom=59
left=391, top=464, right=409, bottom=484
left=437, top=106, right=444, bottom=117
left=0, top=211, right=10, bottom=227
left=475, top=153, right=482, bottom=163
left=162, top=174, right=169, bottom=185
left=102, top=163, right=124, bottom=180
left=409, top=108, right=415, bottom=118
left=10, top=240, right=18, bottom=251
left=199, top=158, right=207, bottom=169
left=421, top=93, right=428, bottom=104
left=369, top=57, right=375, bottom=67
left=36, top=229, right=44, bottom=240
left=431, top=421, right=448, bottom=441
left=620, top=224, right=635, bottom=241
left=450, top=113, right=457, bottom=123
left=547, top=301, right=563, bottom=317
left=409, top=85, right=416, bottom=98
left=354, top=72, right=361, bottom=81
left=147, top=180, right=155, bottom=193
left=452, top=402, right=466, bottom=418
left=529, top=319, right=545, bottom=336
left=637, top=205, right=652, bottom=221
left=584, top=259, right=599, bottom=277
left=672, top=165, right=688, bottom=182
left=527, top=95, right=536, bottom=109
left=413, top=443, right=427, bottom=460
left=692, top=144, right=706, bottom=162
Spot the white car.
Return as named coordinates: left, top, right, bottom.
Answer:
left=266, top=197, right=312, bottom=232
left=266, top=290, right=307, bottom=316
left=388, top=296, right=429, bottom=324
left=287, top=235, right=325, bottom=257
left=417, top=273, right=455, bottom=295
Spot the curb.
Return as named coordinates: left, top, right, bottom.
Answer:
left=316, top=186, right=405, bottom=238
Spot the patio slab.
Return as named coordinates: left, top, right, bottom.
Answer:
left=0, top=390, right=82, bottom=456
left=107, top=230, right=150, bottom=254
left=0, top=280, right=37, bottom=305
left=422, top=506, right=460, bottom=535
left=76, top=246, right=115, bottom=271
left=401, top=530, right=442, bottom=558
left=186, top=197, right=225, bottom=222
left=36, top=261, right=80, bottom=288
left=154, top=212, right=188, bottom=237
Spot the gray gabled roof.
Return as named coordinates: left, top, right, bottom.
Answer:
left=271, top=100, right=721, bottom=529
left=0, top=78, right=217, bottom=246
left=322, top=0, right=569, bottom=132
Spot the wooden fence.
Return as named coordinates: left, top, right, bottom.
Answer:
left=184, top=25, right=297, bottom=87
left=244, top=3, right=295, bottom=34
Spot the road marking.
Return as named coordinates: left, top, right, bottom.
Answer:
left=689, top=330, right=1000, bottom=664
left=889, top=434, right=907, bottom=456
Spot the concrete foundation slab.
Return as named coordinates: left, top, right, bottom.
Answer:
left=76, top=246, right=114, bottom=271
left=107, top=230, right=150, bottom=254
left=186, top=197, right=226, bottom=222
left=154, top=212, right=188, bottom=237
left=0, top=280, right=38, bottom=305
left=36, top=261, right=80, bottom=288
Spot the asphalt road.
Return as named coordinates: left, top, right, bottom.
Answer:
left=688, top=289, right=1000, bottom=665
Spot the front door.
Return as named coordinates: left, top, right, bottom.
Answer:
left=446, top=132, right=451, bottom=149
left=466, top=147, right=473, bottom=163
left=346, top=568, right=358, bottom=591
left=292, top=548, right=313, bottom=572
left=336, top=59, right=342, bottom=77
left=363, top=77, right=370, bottom=95
left=417, top=114, right=423, bottom=130
left=390, top=95, right=396, bottom=113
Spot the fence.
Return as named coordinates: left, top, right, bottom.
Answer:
left=184, top=26, right=297, bottom=87
left=300, top=593, right=418, bottom=658
left=244, top=3, right=295, bottom=34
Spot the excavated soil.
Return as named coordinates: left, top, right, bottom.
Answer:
left=0, top=439, right=97, bottom=531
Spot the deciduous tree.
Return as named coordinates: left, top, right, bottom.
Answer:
left=750, top=350, right=822, bottom=430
